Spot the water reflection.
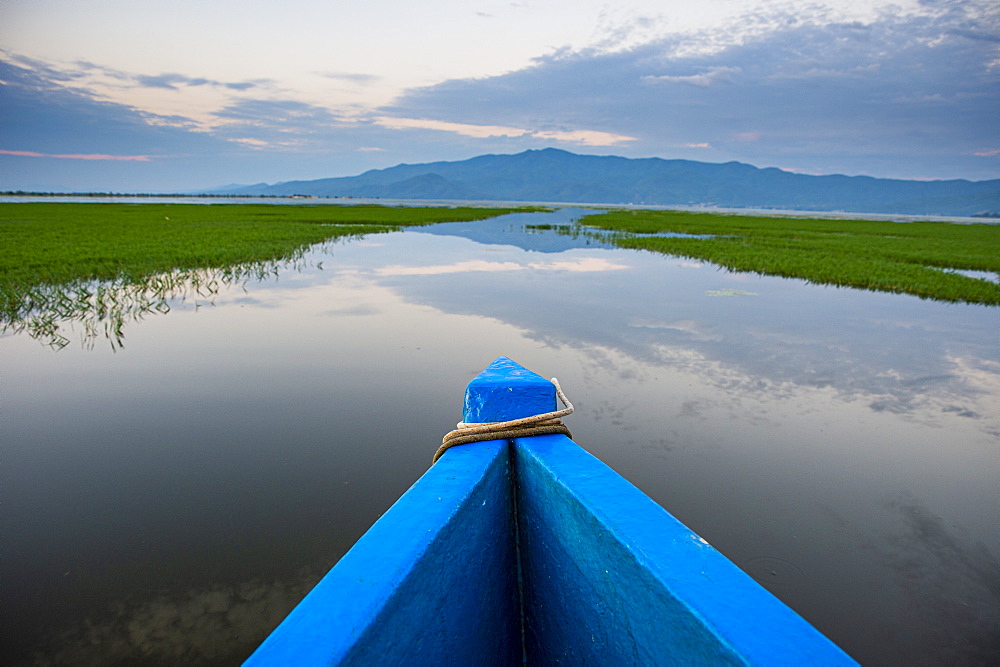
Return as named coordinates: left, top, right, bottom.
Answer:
left=375, top=226, right=998, bottom=436
left=29, top=569, right=324, bottom=665
left=2, top=208, right=997, bottom=664
left=407, top=208, right=615, bottom=253
left=874, top=497, right=1000, bottom=664
left=2, top=252, right=327, bottom=350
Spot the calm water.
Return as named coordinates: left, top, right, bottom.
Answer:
left=2, top=208, right=998, bottom=664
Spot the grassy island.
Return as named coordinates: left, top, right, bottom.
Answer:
left=580, top=210, right=1000, bottom=305
left=1, top=202, right=535, bottom=291
left=0, top=202, right=534, bottom=346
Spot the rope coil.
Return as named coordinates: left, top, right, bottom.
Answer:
left=433, top=378, right=574, bottom=463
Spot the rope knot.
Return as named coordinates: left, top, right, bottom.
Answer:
left=433, top=378, right=574, bottom=463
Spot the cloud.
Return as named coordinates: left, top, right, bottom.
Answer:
left=528, top=257, right=629, bottom=272
left=374, top=116, right=528, bottom=139
left=37, top=59, right=266, bottom=98
left=136, top=73, right=210, bottom=89
left=377, top=260, right=524, bottom=276
left=0, top=149, right=154, bottom=161
left=213, top=98, right=343, bottom=126
left=208, top=99, right=355, bottom=149
left=641, top=66, right=742, bottom=87
left=374, top=116, right=635, bottom=147
left=376, top=257, right=629, bottom=276
left=385, top=4, right=1000, bottom=179
left=228, top=137, right=271, bottom=148
left=319, top=72, right=380, bottom=86
left=2, top=51, right=84, bottom=83
left=0, top=54, right=513, bottom=188
left=532, top=129, right=635, bottom=146
left=0, top=59, right=223, bottom=155
left=0, top=57, right=289, bottom=190
left=3, top=1, right=998, bottom=189
left=69, top=60, right=266, bottom=92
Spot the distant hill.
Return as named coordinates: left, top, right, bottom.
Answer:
left=213, top=148, right=1000, bottom=217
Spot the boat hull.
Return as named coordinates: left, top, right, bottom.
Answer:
left=245, top=358, right=855, bottom=665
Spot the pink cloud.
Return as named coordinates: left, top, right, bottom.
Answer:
left=973, top=149, right=1000, bottom=157
left=0, top=149, right=153, bottom=161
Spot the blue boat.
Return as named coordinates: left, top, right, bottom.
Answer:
left=245, top=357, right=856, bottom=665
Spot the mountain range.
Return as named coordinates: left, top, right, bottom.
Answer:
left=212, top=148, right=1000, bottom=217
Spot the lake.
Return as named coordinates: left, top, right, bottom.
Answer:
left=2, top=206, right=998, bottom=664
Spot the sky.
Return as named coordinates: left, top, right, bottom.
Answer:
left=1, top=0, right=998, bottom=192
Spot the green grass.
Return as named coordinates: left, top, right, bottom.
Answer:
left=579, top=210, right=1000, bottom=305
left=0, top=202, right=534, bottom=347
left=0, top=202, right=535, bottom=290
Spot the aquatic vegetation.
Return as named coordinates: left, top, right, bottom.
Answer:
left=525, top=223, right=568, bottom=231
left=10, top=262, right=306, bottom=349
left=1, top=202, right=530, bottom=347
left=580, top=210, right=1000, bottom=305
left=705, top=289, right=758, bottom=297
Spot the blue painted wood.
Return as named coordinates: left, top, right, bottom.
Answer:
left=245, top=356, right=855, bottom=665
left=243, top=440, right=519, bottom=665
left=463, top=356, right=556, bottom=423
left=514, top=433, right=855, bottom=664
